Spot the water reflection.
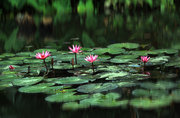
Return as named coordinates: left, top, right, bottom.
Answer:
left=1, top=87, right=180, bottom=118
left=1, top=12, right=180, bottom=53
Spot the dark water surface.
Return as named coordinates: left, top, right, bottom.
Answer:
left=1, top=12, right=180, bottom=118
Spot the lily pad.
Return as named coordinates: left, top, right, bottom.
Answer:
left=0, top=60, right=23, bottom=65
left=108, top=43, right=139, bottom=50
left=62, top=102, right=89, bottom=110
left=53, top=63, right=81, bottom=70
left=80, top=93, right=125, bottom=108
left=130, top=97, right=172, bottom=109
left=9, top=56, right=32, bottom=61
left=117, top=81, right=137, bottom=88
left=150, top=56, right=169, bottom=64
left=0, top=53, right=15, bottom=58
left=55, top=77, right=89, bottom=85
left=77, top=83, right=118, bottom=93
left=99, top=72, right=129, bottom=80
left=171, top=89, right=180, bottom=102
left=34, top=49, right=57, bottom=53
left=140, top=81, right=176, bottom=90
left=18, top=83, right=57, bottom=93
left=45, top=92, right=88, bottom=103
left=16, top=52, right=33, bottom=56
left=12, top=77, right=43, bottom=86
left=110, top=58, right=134, bottom=64
left=132, top=89, right=169, bottom=98
left=0, top=81, right=13, bottom=90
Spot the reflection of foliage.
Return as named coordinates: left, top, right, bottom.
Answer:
left=4, top=28, right=24, bottom=52
left=104, top=0, right=175, bottom=13
left=82, top=31, right=95, bottom=47
left=77, top=0, right=94, bottom=15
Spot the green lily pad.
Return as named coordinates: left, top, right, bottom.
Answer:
left=24, top=58, right=51, bottom=64
left=117, top=81, right=137, bottom=88
left=9, top=56, right=32, bottom=61
left=93, top=48, right=109, bottom=55
left=12, top=77, right=44, bottom=86
left=0, top=60, right=23, bottom=65
left=45, top=92, right=88, bottom=103
left=140, top=81, right=176, bottom=90
left=77, top=83, right=118, bottom=93
left=34, top=49, right=57, bottom=53
left=55, top=77, right=89, bottom=85
left=0, top=53, right=15, bottom=58
left=97, top=65, right=122, bottom=72
left=18, top=83, right=57, bottom=93
left=2, top=70, right=17, bottom=75
left=132, top=89, right=169, bottom=98
left=108, top=43, right=139, bottom=50
left=56, top=54, right=85, bottom=62
left=80, top=92, right=124, bottom=108
left=107, top=48, right=126, bottom=55
left=110, top=58, right=134, bottom=64
left=16, top=52, right=33, bottom=56
left=0, top=81, right=13, bottom=90
left=115, top=55, right=139, bottom=59
left=130, top=51, right=148, bottom=56
left=53, top=63, right=81, bottom=70
left=148, top=49, right=178, bottom=55
left=0, top=74, right=18, bottom=82
left=99, top=72, right=129, bottom=80
left=130, top=97, right=172, bottom=109
left=150, top=56, right=169, bottom=64
left=171, top=89, right=180, bottom=102
left=62, top=102, right=89, bottom=110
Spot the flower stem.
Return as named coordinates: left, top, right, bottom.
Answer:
left=72, top=58, right=74, bottom=69
left=51, top=58, right=54, bottom=69
left=43, top=59, right=48, bottom=73
left=75, top=53, right=77, bottom=64
left=143, top=62, right=145, bottom=71
left=92, top=62, right=94, bottom=73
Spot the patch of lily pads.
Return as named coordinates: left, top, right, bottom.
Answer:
left=1, top=42, right=180, bottom=111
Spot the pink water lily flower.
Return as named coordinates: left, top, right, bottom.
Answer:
left=69, top=45, right=82, bottom=54
left=35, top=51, right=51, bottom=60
left=9, top=65, right=15, bottom=70
left=85, top=54, right=98, bottom=63
left=141, top=56, right=150, bottom=63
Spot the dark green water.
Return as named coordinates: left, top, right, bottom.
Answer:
left=1, top=12, right=180, bottom=118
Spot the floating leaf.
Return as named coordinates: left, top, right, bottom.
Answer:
left=77, top=83, right=118, bottom=93
left=99, top=72, right=129, bottom=80
left=13, top=77, right=43, bottom=86
left=62, top=102, right=89, bottom=110
left=55, top=77, right=89, bottom=85
left=130, top=97, right=172, bottom=109
left=140, top=81, right=176, bottom=90
left=18, top=83, right=57, bottom=93
left=45, top=92, right=88, bottom=103
left=108, top=43, right=139, bottom=50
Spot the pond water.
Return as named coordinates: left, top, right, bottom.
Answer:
left=1, top=11, right=180, bottom=118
